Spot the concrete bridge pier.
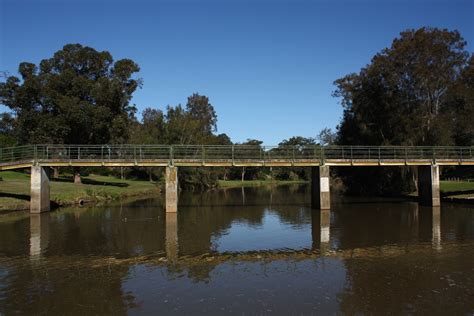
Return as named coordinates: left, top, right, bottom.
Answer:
left=311, top=166, right=330, bottom=210
left=166, top=166, right=178, bottom=213
left=30, top=166, right=51, bottom=213
left=418, top=165, right=440, bottom=207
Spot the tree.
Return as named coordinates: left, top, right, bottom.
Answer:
left=0, top=44, right=141, bottom=183
left=239, top=139, right=263, bottom=182
left=317, top=128, right=336, bottom=146
left=186, top=93, right=217, bottom=135
left=129, top=94, right=232, bottom=189
left=448, top=55, right=474, bottom=146
left=276, top=136, right=316, bottom=180
left=0, top=113, right=16, bottom=147
left=334, top=27, right=470, bottom=146
left=332, top=27, right=472, bottom=194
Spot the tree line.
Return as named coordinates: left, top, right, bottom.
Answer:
left=1, top=27, right=473, bottom=193
left=333, top=27, right=473, bottom=194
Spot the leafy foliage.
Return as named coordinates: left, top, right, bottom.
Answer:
left=333, top=27, right=473, bottom=194
left=0, top=44, right=141, bottom=145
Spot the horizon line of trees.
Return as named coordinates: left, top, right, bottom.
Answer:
left=1, top=27, right=473, bottom=192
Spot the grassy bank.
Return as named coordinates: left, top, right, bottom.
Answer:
left=440, top=180, right=474, bottom=199
left=218, top=179, right=308, bottom=188
left=0, top=171, right=161, bottom=212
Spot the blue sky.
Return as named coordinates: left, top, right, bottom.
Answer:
left=0, top=0, right=473, bottom=144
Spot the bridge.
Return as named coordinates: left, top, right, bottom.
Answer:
left=0, top=144, right=473, bottom=213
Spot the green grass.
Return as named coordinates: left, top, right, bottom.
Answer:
left=440, top=180, right=474, bottom=199
left=218, top=179, right=308, bottom=188
left=440, top=180, right=474, bottom=192
left=0, top=171, right=161, bottom=212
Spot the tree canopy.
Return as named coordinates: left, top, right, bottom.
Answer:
left=0, top=44, right=141, bottom=145
left=333, top=27, right=473, bottom=195
left=334, top=27, right=472, bottom=146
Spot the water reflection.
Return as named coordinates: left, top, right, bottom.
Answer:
left=432, top=207, right=441, bottom=250
left=312, top=209, right=331, bottom=254
left=0, top=185, right=472, bottom=314
left=165, top=212, right=178, bottom=262
left=19, top=189, right=462, bottom=261
left=29, top=213, right=50, bottom=261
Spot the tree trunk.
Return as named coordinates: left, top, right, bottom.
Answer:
left=53, top=167, right=60, bottom=179
left=121, top=167, right=124, bottom=180
left=149, top=167, right=153, bottom=182
left=73, top=167, right=82, bottom=184
left=223, top=168, right=227, bottom=181
left=241, top=167, right=246, bottom=182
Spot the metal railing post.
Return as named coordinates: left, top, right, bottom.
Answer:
left=202, top=145, right=205, bottom=164
left=170, top=146, right=174, bottom=165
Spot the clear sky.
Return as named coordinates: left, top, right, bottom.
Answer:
left=0, top=0, right=473, bottom=144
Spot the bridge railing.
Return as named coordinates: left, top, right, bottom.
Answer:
left=0, top=144, right=473, bottom=165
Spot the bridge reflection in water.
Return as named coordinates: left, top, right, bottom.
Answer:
left=159, top=205, right=442, bottom=261
left=2, top=185, right=469, bottom=315
left=27, top=199, right=444, bottom=263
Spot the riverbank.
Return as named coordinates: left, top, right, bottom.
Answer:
left=2, top=171, right=473, bottom=212
left=0, top=171, right=161, bottom=212
left=218, top=179, right=308, bottom=188
left=439, top=180, right=474, bottom=203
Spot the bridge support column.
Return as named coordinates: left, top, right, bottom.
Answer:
left=166, top=166, right=178, bottom=213
left=418, top=165, right=440, bottom=207
left=30, top=166, right=50, bottom=213
left=311, top=166, right=330, bottom=209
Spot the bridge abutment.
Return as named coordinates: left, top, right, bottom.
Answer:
left=166, top=166, right=178, bottom=213
left=418, top=165, right=440, bottom=207
left=311, top=166, right=330, bottom=210
left=30, top=166, right=51, bottom=213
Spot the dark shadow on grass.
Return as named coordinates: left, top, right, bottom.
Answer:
left=0, top=192, right=30, bottom=201
left=52, top=176, right=129, bottom=187
left=441, top=189, right=474, bottom=197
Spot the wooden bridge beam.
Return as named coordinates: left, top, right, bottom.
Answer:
left=311, top=166, right=331, bottom=210
left=418, top=165, right=440, bottom=207
left=30, top=166, right=50, bottom=213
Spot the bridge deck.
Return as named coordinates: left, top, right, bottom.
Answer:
left=1, top=158, right=473, bottom=171
left=0, top=145, right=473, bottom=170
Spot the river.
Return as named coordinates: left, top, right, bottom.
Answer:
left=0, top=184, right=473, bottom=314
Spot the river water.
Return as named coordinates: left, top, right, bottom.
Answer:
left=0, top=184, right=473, bottom=315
